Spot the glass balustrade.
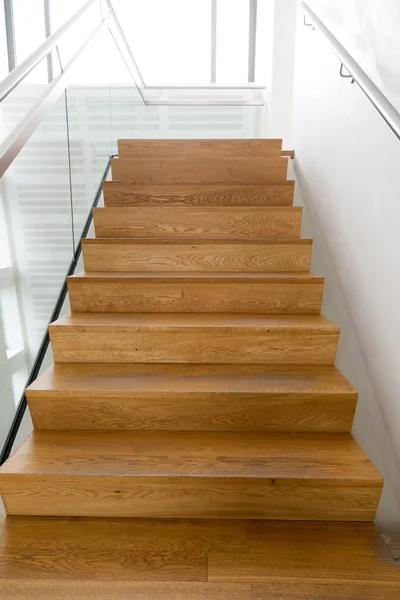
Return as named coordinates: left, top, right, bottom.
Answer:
left=0, top=0, right=267, bottom=468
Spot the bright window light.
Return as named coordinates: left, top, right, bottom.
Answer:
left=13, top=0, right=47, bottom=80
left=112, top=0, right=212, bottom=84
left=216, top=0, right=249, bottom=83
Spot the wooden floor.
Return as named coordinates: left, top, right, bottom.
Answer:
left=1, top=517, right=400, bottom=599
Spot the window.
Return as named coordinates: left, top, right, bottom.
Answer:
left=3, top=0, right=268, bottom=84
left=108, top=0, right=266, bottom=84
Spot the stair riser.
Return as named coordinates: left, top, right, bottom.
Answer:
left=118, top=139, right=283, bottom=159
left=82, top=242, right=312, bottom=273
left=0, top=477, right=380, bottom=521
left=92, top=207, right=302, bottom=239
left=49, top=328, right=339, bottom=364
left=68, top=281, right=324, bottom=314
left=27, top=392, right=357, bottom=432
left=102, top=182, right=295, bottom=207
left=110, top=157, right=289, bottom=184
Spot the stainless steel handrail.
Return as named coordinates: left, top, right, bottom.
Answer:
left=301, top=2, right=400, bottom=141
left=0, top=0, right=98, bottom=103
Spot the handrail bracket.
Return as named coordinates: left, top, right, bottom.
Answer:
left=339, top=63, right=355, bottom=84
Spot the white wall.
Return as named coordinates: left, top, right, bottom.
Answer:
left=293, top=7, right=400, bottom=533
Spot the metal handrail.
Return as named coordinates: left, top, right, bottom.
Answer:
left=301, top=2, right=400, bottom=141
left=0, top=0, right=98, bottom=103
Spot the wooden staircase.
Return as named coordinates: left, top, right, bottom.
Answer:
left=0, top=139, right=398, bottom=598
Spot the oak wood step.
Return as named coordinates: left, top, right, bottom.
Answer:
left=81, top=238, right=312, bottom=273
left=26, top=364, right=357, bottom=432
left=110, top=157, right=289, bottom=183
left=92, top=206, right=302, bottom=239
left=48, top=313, right=339, bottom=364
left=67, top=271, right=324, bottom=314
left=0, top=431, right=382, bottom=519
left=211, top=521, right=400, bottom=590
left=102, top=181, right=295, bottom=207
left=117, top=138, right=283, bottom=159
left=0, top=518, right=399, bottom=598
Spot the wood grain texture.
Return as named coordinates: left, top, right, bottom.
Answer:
left=117, top=138, right=283, bottom=159
left=0, top=139, right=384, bottom=584
left=1, top=581, right=253, bottom=600
left=81, top=239, right=312, bottom=273
left=0, top=431, right=380, bottom=480
left=93, top=206, right=302, bottom=239
left=0, top=518, right=246, bottom=583
left=27, top=364, right=357, bottom=432
left=252, top=581, right=400, bottom=600
left=246, top=520, right=388, bottom=551
left=0, top=432, right=382, bottom=519
left=67, top=272, right=323, bottom=314
left=102, top=181, right=295, bottom=207
left=0, top=516, right=248, bottom=553
left=209, top=521, right=399, bottom=583
left=1, top=518, right=398, bottom=599
left=48, top=313, right=339, bottom=364
left=110, top=157, right=289, bottom=183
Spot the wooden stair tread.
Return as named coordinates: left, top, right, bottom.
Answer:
left=82, top=237, right=312, bottom=245
left=50, top=312, right=338, bottom=332
left=110, top=157, right=289, bottom=184
left=0, top=431, right=382, bottom=483
left=117, top=138, right=283, bottom=158
left=69, top=271, right=323, bottom=283
left=68, top=271, right=323, bottom=315
left=1, top=518, right=399, bottom=599
left=92, top=206, right=303, bottom=239
left=27, top=364, right=356, bottom=433
left=102, top=180, right=295, bottom=207
left=27, top=364, right=355, bottom=396
left=81, top=239, right=313, bottom=274
left=103, top=181, right=295, bottom=190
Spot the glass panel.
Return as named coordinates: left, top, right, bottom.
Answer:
left=0, top=11, right=143, bottom=455
left=162, top=104, right=264, bottom=138
left=13, top=0, right=47, bottom=66
left=216, top=0, right=249, bottom=83
left=0, top=92, right=73, bottom=450
left=0, top=51, right=58, bottom=147
left=65, top=24, right=143, bottom=245
left=135, top=88, right=265, bottom=138
left=112, top=0, right=211, bottom=84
